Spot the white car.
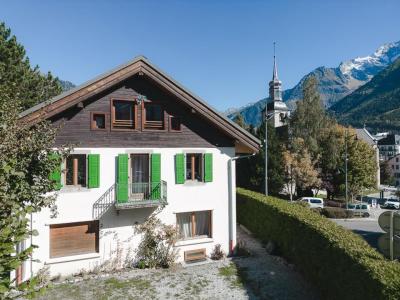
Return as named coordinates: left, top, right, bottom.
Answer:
left=381, top=198, right=400, bottom=210
left=346, top=203, right=371, bottom=217
left=300, top=197, right=324, bottom=209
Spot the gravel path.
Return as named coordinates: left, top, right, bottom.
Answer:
left=35, top=226, right=318, bottom=300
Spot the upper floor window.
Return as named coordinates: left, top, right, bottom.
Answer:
left=66, top=154, right=87, bottom=186
left=169, top=116, right=181, bottom=132
left=143, top=103, right=164, bottom=130
left=111, top=99, right=136, bottom=129
left=186, top=153, right=203, bottom=181
left=91, top=112, right=106, bottom=130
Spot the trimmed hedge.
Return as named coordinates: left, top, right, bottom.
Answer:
left=237, top=188, right=400, bottom=300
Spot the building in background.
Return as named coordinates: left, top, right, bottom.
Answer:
left=377, top=134, right=400, bottom=161
left=385, top=154, right=400, bottom=186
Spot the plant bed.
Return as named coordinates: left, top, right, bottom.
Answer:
left=321, top=207, right=354, bottom=219
left=237, top=188, right=400, bottom=300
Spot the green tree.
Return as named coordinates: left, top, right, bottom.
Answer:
left=380, top=161, right=395, bottom=186
left=233, top=114, right=246, bottom=129
left=237, top=120, right=285, bottom=195
left=289, top=76, right=331, bottom=159
left=0, top=22, right=62, bottom=110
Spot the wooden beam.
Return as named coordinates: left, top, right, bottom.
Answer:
left=73, top=158, right=78, bottom=186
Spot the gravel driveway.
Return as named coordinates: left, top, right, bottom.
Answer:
left=35, top=226, right=318, bottom=300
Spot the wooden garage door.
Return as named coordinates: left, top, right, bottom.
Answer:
left=50, top=221, right=99, bottom=258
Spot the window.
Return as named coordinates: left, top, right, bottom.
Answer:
left=66, top=154, right=87, bottom=186
left=91, top=112, right=106, bottom=130
left=111, top=99, right=136, bottom=129
left=176, top=211, right=211, bottom=240
left=397, top=165, right=399, bottom=170
left=396, top=158, right=399, bottom=162
left=186, top=153, right=203, bottom=181
left=169, top=116, right=181, bottom=131
left=50, top=221, right=99, bottom=258
left=143, top=103, right=164, bottom=130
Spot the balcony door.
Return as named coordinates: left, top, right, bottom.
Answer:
left=131, top=154, right=150, bottom=199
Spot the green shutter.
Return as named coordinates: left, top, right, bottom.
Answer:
left=204, top=153, right=213, bottom=182
left=151, top=153, right=161, bottom=199
left=88, top=154, right=100, bottom=188
left=117, top=154, right=129, bottom=203
left=175, top=154, right=185, bottom=184
left=49, top=152, right=62, bottom=190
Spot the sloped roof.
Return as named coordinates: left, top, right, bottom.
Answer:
left=20, top=56, right=260, bottom=153
left=355, top=128, right=376, bottom=147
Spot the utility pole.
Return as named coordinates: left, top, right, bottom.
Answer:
left=345, top=129, right=348, bottom=209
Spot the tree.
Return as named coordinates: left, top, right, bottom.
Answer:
left=236, top=120, right=285, bottom=196
left=233, top=114, right=246, bottom=129
left=283, top=138, right=321, bottom=201
left=289, top=76, right=331, bottom=160
left=380, top=161, right=395, bottom=186
left=0, top=22, right=62, bottom=110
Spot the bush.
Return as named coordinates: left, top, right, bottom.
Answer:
left=321, top=207, right=354, bottom=219
left=210, top=244, right=225, bottom=260
left=134, top=215, right=179, bottom=268
left=237, top=188, right=400, bottom=300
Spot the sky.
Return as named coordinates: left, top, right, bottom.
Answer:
left=1, top=0, right=400, bottom=111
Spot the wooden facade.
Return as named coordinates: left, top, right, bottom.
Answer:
left=50, top=75, right=234, bottom=148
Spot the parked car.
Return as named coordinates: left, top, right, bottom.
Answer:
left=300, top=197, right=324, bottom=209
left=381, top=198, right=400, bottom=209
left=346, top=203, right=371, bottom=217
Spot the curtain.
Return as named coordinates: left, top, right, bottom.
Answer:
left=131, top=154, right=149, bottom=195
left=195, top=211, right=210, bottom=237
left=177, top=213, right=192, bottom=239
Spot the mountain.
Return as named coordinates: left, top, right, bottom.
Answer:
left=228, top=40, right=400, bottom=126
left=59, top=80, right=76, bottom=92
left=330, top=57, right=400, bottom=133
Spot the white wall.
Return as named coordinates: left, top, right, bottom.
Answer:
left=25, top=147, right=235, bottom=279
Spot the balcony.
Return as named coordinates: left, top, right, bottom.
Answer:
left=115, top=181, right=167, bottom=210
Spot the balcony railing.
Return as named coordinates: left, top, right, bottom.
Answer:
left=115, top=181, right=167, bottom=209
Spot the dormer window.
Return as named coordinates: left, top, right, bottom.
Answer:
left=143, top=103, right=165, bottom=130
left=111, top=99, right=137, bottom=130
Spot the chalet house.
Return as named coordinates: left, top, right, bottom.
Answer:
left=17, top=56, right=260, bottom=280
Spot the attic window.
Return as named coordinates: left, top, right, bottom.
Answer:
left=111, top=99, right=137, bottom=130
left=169, top=116, right=181, bottom=131
left=143, top=103, right=165, bottom=130
left=91, top=112, right=106, bottom=130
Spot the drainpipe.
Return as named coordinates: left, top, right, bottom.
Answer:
left=228, top=153, right=256, bottom=255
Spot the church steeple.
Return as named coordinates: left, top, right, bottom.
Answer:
left=266, top=42, right=289, bottom=128
left=269, top=42, right=283, bottom=101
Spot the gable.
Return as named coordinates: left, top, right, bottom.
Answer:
left=20, top=56, right=260, bottom=153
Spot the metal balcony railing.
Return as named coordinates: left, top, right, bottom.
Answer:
left=115, top=181, right=167, bottom=209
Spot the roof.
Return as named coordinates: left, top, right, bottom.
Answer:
left=355, top=128, right=377, bottom=147
left=20, top=56, right=261, bottom=153
left=378, top=134, right=400, bottom=146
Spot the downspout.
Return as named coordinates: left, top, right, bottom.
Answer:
left=228, top=153, right=256, bottom=255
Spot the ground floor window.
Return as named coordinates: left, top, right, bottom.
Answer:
left=176, top=210, right=211, bottom=240
left=66, top=154, right=87, bottom=186
left=49, top=221, right=99, bottom=258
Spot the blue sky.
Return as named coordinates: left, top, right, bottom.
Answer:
left=1, top=0, right=399, bottom=111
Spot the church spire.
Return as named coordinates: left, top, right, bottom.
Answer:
left=272, top=42, right=278, bottom=80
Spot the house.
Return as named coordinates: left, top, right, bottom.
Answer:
left=385, top=154, right=400, bottom=186
left=355, top=127, right=380, bottom=187
left=377, top=134, right=400, bottom=161
left=16, top=56, right=260, bottom=280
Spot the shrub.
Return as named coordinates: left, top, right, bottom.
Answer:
left=134, top=215, right=179, bottom=268
left=321, top=207, right=354, bottom=219
left=210, top=244, right=225, bottom=260
left=237, top=188, right=400, bottom=300
left=234, top=239, right=251, bottom=257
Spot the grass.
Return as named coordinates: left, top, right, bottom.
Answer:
left=218, top=263, right=246, bottom=289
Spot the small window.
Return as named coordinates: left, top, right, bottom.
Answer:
left=112, top=99, right=136, bottom=129
left=66, top=154, right=87, bottom=186
left=176, top=211, right=211, bottom=240
left=186, top=153, right=203, bottom=181
left=143, top=103, right=164, bottom=130
left=169, top=116, right=181, bottom=131
left=91, top=112, right=106, bottom=130
left=50, top=221, right=99, bottom=258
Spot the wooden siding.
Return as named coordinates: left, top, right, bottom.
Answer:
left=50, top=221, right=99, bottom=258
left=50, top=75, right=234, bottom=148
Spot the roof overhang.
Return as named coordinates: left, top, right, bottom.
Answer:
left=20, top=56, right=261, bottom=153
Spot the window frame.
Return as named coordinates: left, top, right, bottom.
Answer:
left=142, top=101, right=166, bottom=131
left=90, top=112, right=108, bottom=131
left=110, top=98, right=138, bottom=131
left=65, top=154, right=87, bottom=187
left=169, top=115, right=182, bottom=132
left=185, top=153, right=203, bottom=182
left=176, top=210, right=212, bottom=240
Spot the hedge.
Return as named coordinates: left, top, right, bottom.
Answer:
left=236, top=188, right=400, bottom=300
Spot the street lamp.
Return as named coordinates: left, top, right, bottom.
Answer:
left=345, top=129, right=357, bottom=208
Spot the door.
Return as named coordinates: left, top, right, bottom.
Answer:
left=131, top=154, right=150, bottom=200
